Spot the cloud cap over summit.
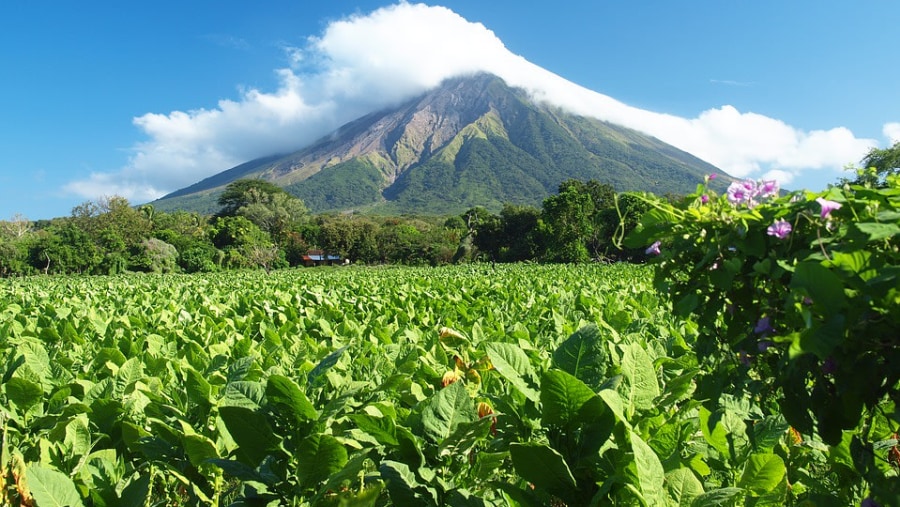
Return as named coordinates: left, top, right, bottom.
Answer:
left=65, top=2, right=886, bottom=203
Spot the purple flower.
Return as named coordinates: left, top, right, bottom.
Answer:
left=727, top=181, right=753, bottom=205
left=701, top=194, right=709, bottom=204
left=708, top=173, right=718, bottom=181
left=815, top=197, right=842, bottom=219
left=757, top=340, right=773, bottom=352
left=767, top=218, right=792, bottom=239
left=758, top=180, right=779, bottom=199
left=861, top=497, right=881, bottom=507
left=754, top=316, right=773, bottom=335
left=726, top=179, right=762, bottom=207
left=645, top=240, right=661, bottom=256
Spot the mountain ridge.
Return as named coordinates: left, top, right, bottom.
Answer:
left=153, top=73, right=725, bottom=215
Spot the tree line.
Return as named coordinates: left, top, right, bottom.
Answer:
left=0, top=176, right=658, bottom=277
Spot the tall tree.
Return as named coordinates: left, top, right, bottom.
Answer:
left=541, top=180, right=596, bottom=263
left=236, top=189, right=308, bottom=245
left=217, top=179, right=287, bottom=216
left=498, top=204, right=542, bottom=262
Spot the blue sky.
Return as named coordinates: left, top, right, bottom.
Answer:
left=1, top=1, right=898, bottom=220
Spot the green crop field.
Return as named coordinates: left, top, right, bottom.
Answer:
left=0, top=264, right=880, bottom=505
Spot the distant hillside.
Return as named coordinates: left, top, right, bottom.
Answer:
left=153, top=73, right=726, bottom=215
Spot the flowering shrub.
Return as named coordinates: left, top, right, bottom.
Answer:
left=625, top=173, right=900, bottom=503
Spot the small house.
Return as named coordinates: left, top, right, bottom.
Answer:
left=302, top=250, right=343, bottom=267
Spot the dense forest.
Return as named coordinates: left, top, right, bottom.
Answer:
left=0, top=178, right=650, bottom=277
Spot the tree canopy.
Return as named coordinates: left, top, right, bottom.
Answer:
left=846, top=141, right=900, bottom=187
left=217, top=179, right=288, bottom=216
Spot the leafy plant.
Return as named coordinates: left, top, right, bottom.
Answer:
left=626, top=172, right=900, bottom=504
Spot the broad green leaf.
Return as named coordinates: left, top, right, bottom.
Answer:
left=794, top=314, right=846, bottom=359
left=120, top=422, right=151, bottom=454
left=395, top=425, right=425, bottom=470
left=698, top=406, right=726, bottom=455
left=5, top=377, right=43, bottom=412
left=220, top=380, right=265, bottom=409
left=296, top=434, right=348, bottom=488
left=690, top=487, right=744, bottom=507
left=495, top=484, right=543, bottom=507
left=63, top=415, right=92, bottom=460
left=316, top=451, right=375, bottom=504
left=349, top=413, right=399, bottom=447
left=751, top=477, right=789, bottom=507
left=446, top=489, right=492, bottom=507
left=509, top=442, right=577, bottom=493
left=184, top=367, right=212, bottom=406
left=183, top=434, right=219, bottom=468
left=89, top=310, right=108, bottom=338
left=422, top=381, right=477, bottom=444
left=266, top=374, right=318, bottom=423
left=119, top=473, right=151, bottom=507
left=26, top=463, right=85, bottom=507
left=540, top=369, right=606, bottom=427
left=631, top=431, right=666, bottom=506
left=116, top=355, right=144, bottom=387
left=206, top=459, right=265, bottom=482
left=485, top=342, right=539, bottom=402
left=791, top=261, right=846, bottom=314
left=308, top=346, right=348, bottom=387
left=218, top=406, right=281, bottom=466
left=93, top=347, right=126, bottom=369
left=17, top=338, right=51, bottom=383
left=438, top=416, right=493, bottom=457
left=552, top=324, right=610, bottom=390
left=380, top=459, right=427, bottom=506
left=471, top=451, right=508, bottom=482
left=852, top=221, right=900, bottom=242
left=225, top=356, right=255, bottom=383
left=698, top=406, right=748, bottom=462
left=620, top=343, right=660, bottom=413
left=656, top=368, right=698, bottom=408
left=737, top=453, right=786, bottom=497
left=666, top=468, right=704, bottom=507
left=598, top=387, right=631, bottom=428
left=829, top=250, right=875, bottom=280
left=752, top=417, right=790, bottom=451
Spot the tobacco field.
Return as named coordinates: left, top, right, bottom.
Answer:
left=0, top=264, right=881, bottom=505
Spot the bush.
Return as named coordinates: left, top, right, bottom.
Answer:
left=626, top=173, right=900, bottom=502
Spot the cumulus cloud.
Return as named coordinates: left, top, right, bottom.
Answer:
left=885, top=122, right=900, bottom=144
left=64, top=2, right=885, bottom=201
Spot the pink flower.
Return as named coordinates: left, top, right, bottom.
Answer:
left=708, top=173, right=718, bottom=181
left=767, top=218, right=792, bottom=239
left=727, top=179, right=761, bottom=207
left=701, top=194, right=709, bottom=204
left=815, top=197, right=842, bottom=219
left=758, top=180, right=779, bottom=199
left=727, top=181, right=751, bottom=204
left=645, top=240, right=661, bottom=256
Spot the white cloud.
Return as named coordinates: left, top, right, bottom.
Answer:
left=64, top=2, right=883, bottom=201
left=884, top=122, right=900, bottom=144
